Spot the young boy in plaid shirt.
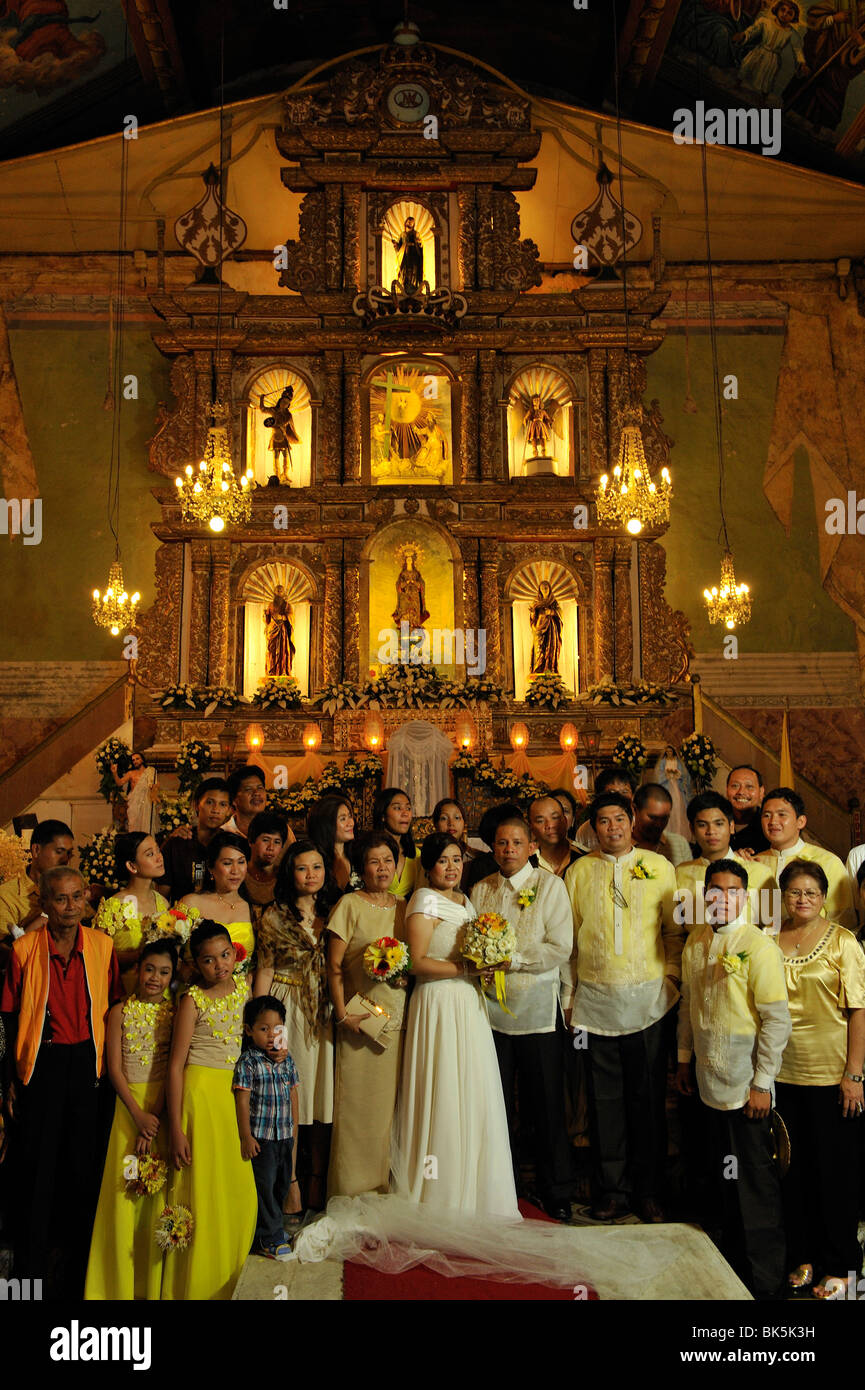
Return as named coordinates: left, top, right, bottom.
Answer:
left=233, top=995, right=300, bottom=1261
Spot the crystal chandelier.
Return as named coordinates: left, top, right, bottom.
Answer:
left=597, top=410, right=672, bottom=535
left=175, top=399, right=253, bottom=532
left=92, top=559, right=140, bottom=637
left=703, top=549, right=751, bottom=631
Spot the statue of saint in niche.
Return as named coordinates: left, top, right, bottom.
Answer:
left=392, top=546, right=430, bottom=632
left=522, top=394, right=555, bottom=459
left=264, top=584, right=295, bottom=676
left=529, top=580, right=563, bottom=674
left=391, top=216, right=424, bottom=295
left=259, top=386, right=300, bottom=483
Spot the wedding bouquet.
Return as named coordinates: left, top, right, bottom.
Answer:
left=146, top=904, right=199, bottom=945
left=124, top=1152, right=167, bottom=1199
left=94, top=895, right=138, bottom=937
left=363, top=936, right=411, bottom=984
left=462, top=912, right=517, bottom=1012
left=232, top=941, right=253, bottom=977
left=155, top=1205, right=194, bottom=1251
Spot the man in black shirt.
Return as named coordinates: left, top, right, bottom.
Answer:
left=158, top=777, right=232, bottom=900
left=727, top=765, right=769, bottom=856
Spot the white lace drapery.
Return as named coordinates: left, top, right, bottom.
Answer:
left=385, top=720, right=454, bottom=815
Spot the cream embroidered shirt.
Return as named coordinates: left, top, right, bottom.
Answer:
left=563, top=847, right=683, bottom=1037
left=756, top=838, right=855, bottom=932
left=470, top=863, right=571, bottom=1036
left=675, top=853, right=777, bottom=933
left=677, top=914, right=791, bottom=1112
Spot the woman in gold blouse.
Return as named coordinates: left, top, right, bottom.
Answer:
left=775, top=859, right=865, bottom=1300
left=326, top=830, right=408, bottom=1199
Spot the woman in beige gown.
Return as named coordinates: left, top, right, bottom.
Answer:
left=326, top=831, right=407, bottom=1198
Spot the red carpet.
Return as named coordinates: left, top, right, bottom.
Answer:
left=342, top=1201, right=599, bottom=1301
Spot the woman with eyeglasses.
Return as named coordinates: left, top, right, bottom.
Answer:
left=775, top=859, right=865, bottom=1300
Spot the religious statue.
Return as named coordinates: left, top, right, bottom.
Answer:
left=392, top=546, right=430, bottom=631
left=391, top=216, right=424, bottom=295
left=259, top=386, right=300, bottom=483
left=264, top=584, right=295, bottom=676
left=413, top=413, right=449, bottom=480
left=529, top=580, right=563, bottom=674
left=522, top=394, right=555, bottom=458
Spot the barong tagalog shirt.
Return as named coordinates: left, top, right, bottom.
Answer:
left=470, top=864, right=571, bottom=1036
left=756, top=838, right=855, bottom=932
left=562, top=848, right=682, bottom=1037
left=677, top=913, right=791, bottom=1112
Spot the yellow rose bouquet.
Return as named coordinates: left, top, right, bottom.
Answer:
left=462, top=912, right=517, bottom=1013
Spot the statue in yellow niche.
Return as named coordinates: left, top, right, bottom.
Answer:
left=392, top=547, right=430, bottom=632
left=264, top=584, right=295, bottom=676
left=529, top=580, right=563, bottom=674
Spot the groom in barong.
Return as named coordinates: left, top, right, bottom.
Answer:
left=471, top=814, right=575, bottom=1221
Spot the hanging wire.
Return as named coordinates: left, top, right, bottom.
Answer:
left=107, top=92, right=130, bottom=557
left=213, top=17, right=226, bottom=406
left=611, top=0, right=633, bottom=398
left=695, top=45, right=730, bottom=551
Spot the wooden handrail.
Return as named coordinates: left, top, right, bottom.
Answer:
left=0, top=670, right=129, bottom=788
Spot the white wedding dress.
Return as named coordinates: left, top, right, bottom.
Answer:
left=390, top=887, right=519, bottom=1218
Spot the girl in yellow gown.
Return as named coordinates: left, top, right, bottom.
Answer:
left=85, top=940, right=177, bottom=1300
left=93, top=832, right=170, bottom=994
left=162, top=920, right=257, bottom=1300
left=180, top=830, right=256, bottom=964
left=372, top=788, right=419, bottom=900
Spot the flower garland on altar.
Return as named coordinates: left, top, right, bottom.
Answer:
left=158, top=683, right=247, bottom=712
left=252, top=676, right=304, bottom=710
left=451, top=752, right=549, bottom=806
left=523, top=672, right=570, bottom=710
left=266, top=755, right=383, bottom=818
left=175, top=739, right=213, bottom=793
left=311, top=670, right=504, bottom=714
left=577, top=675, right=678, bottom=707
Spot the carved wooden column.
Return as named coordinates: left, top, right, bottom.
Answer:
left=586, top=348, right=609, bottom=482
left=322, top=351, right=343, bottom=484
left=457, top=186, right=477, bottom=290
left=207, top=539, right=231, bottom=686
left=458, top=537, right=480, bottom=632
left=325, top=185, right=343, bottom=290
left=476, top=186, right=494, bottom=289
left=479, top=540, right=502, bottom=683
left=343, top=349, right=362, bottom=482
left=458, top=350, right=479, bottom=483
left=323, top=544, right=343, bottom=684
left=188, top=541, right=211, bottom=685
left=343, top=539, right=362, bottom=682
left=192, top=349, right=214, bottom=459
left=342, top=185, right=361, bottom=290
left=613, top=540, right=633, bottom=684
left=137, top=543, right=183, bottom=688
left=593, top=539, right=615, bottom=681
left=478, top=350, right=498, bottom=481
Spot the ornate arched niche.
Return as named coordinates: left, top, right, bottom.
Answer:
left=505, top=364, right=585, bottom=480
left=362, top=354, right=457, bottom=485
left=506, top=560, right=586, bottom=699
left=235, top=559, right=317, bottom=698
left=367, top=194, right=448, bottom=291
left=240, top=365, right=315, bottom=488
left=361, top=517, right=466, bottom=678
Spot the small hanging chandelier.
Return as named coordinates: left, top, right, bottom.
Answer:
left=703, top=549, right=750, bottom=631
left=597, top=409, right=672, bottom=535
left=93, top=558, right=140, bottom=637
left=175, top=399, right=253, bottom=532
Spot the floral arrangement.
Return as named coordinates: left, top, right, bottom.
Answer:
left=451, top=753, right=549, bottom=806
left=523, top=671, right=570, bottom=710
left=631, top=858, right=657, bottom=881
left=267, top=786, right=315, bottom=818
left=452, top=749, right=479, bottom=773
left=311, top=681, right=364, bottom=715
left=79, top=829, right=122, bottom=891
left=363, top=936, right=411, bottom=984
left=158, top=682, right=199, bottom=710
left=232, top=941, right=253, bottom=977
left=516, top=885, right=538, bottom=910
left=720, top=949, right=748, bottom=975
left=0, top=829, right=29, bottom=883
left=680, top=732, right=718, bottom=784
left=124, top=1152, right=167, bottom=1199
left=462, top=676, right=504, bottom=704
left=611, top=734, right=649, bottom=777
left=577, top=675, right=677, bottom=707
left=157, top=791, right=192, bottom=835
left=158, top=684, right=247, bottom=712
left=312, top=666, right=507, bottom=712
left=155, top=1204, right=194, bottom=1251
left=462, top=912, right=517, bottom=1012
left=95, top=736, right=132, bottom=801
left=94, top=894, right=138, bottom=937
left=175, top=739, right=213, bottom=793
left=252, top=676, right=303, bottom=710
left=146, top=904, right=199, bottom=945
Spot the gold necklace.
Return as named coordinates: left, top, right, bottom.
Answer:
left=215, top=890, right=241, bottom=911
left=782, top=920, right=823, bottom=955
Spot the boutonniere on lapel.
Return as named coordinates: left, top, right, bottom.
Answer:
left=516, top=885, right=538, bottom=910
left=720, top=950, right=749, bottom=976
left=631, top=858, right=657, bottom=881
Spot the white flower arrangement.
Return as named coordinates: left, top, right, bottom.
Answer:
left=252, top=676, right=304, bottom=710
left=524, top=671, right=570, bottom=710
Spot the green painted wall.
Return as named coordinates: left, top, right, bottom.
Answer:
left=1, top=326, right=168, bottom=660
left=646, top=332, right=856, bottom=653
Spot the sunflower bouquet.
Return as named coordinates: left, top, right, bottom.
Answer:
left=363, top=936, right=411, bottom=984
left=462, top=912, right=517, bottom=1012
left=124, top=1152, right=167, bottom=1199
left=155, top=1204, right=194, bottom=1251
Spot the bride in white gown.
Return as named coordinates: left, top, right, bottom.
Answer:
left=390, top=833, right=519, bottom=1217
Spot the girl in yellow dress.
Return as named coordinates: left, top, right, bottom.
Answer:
left=162, top=920, right=257, bottom=1300
left=93, top=832, right=170, bottom=994
left=372, top=788, right=419, bottom=900
left=84, top=940, right=177, bottom=1300
left=180, top=830, right=256, bottom=968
